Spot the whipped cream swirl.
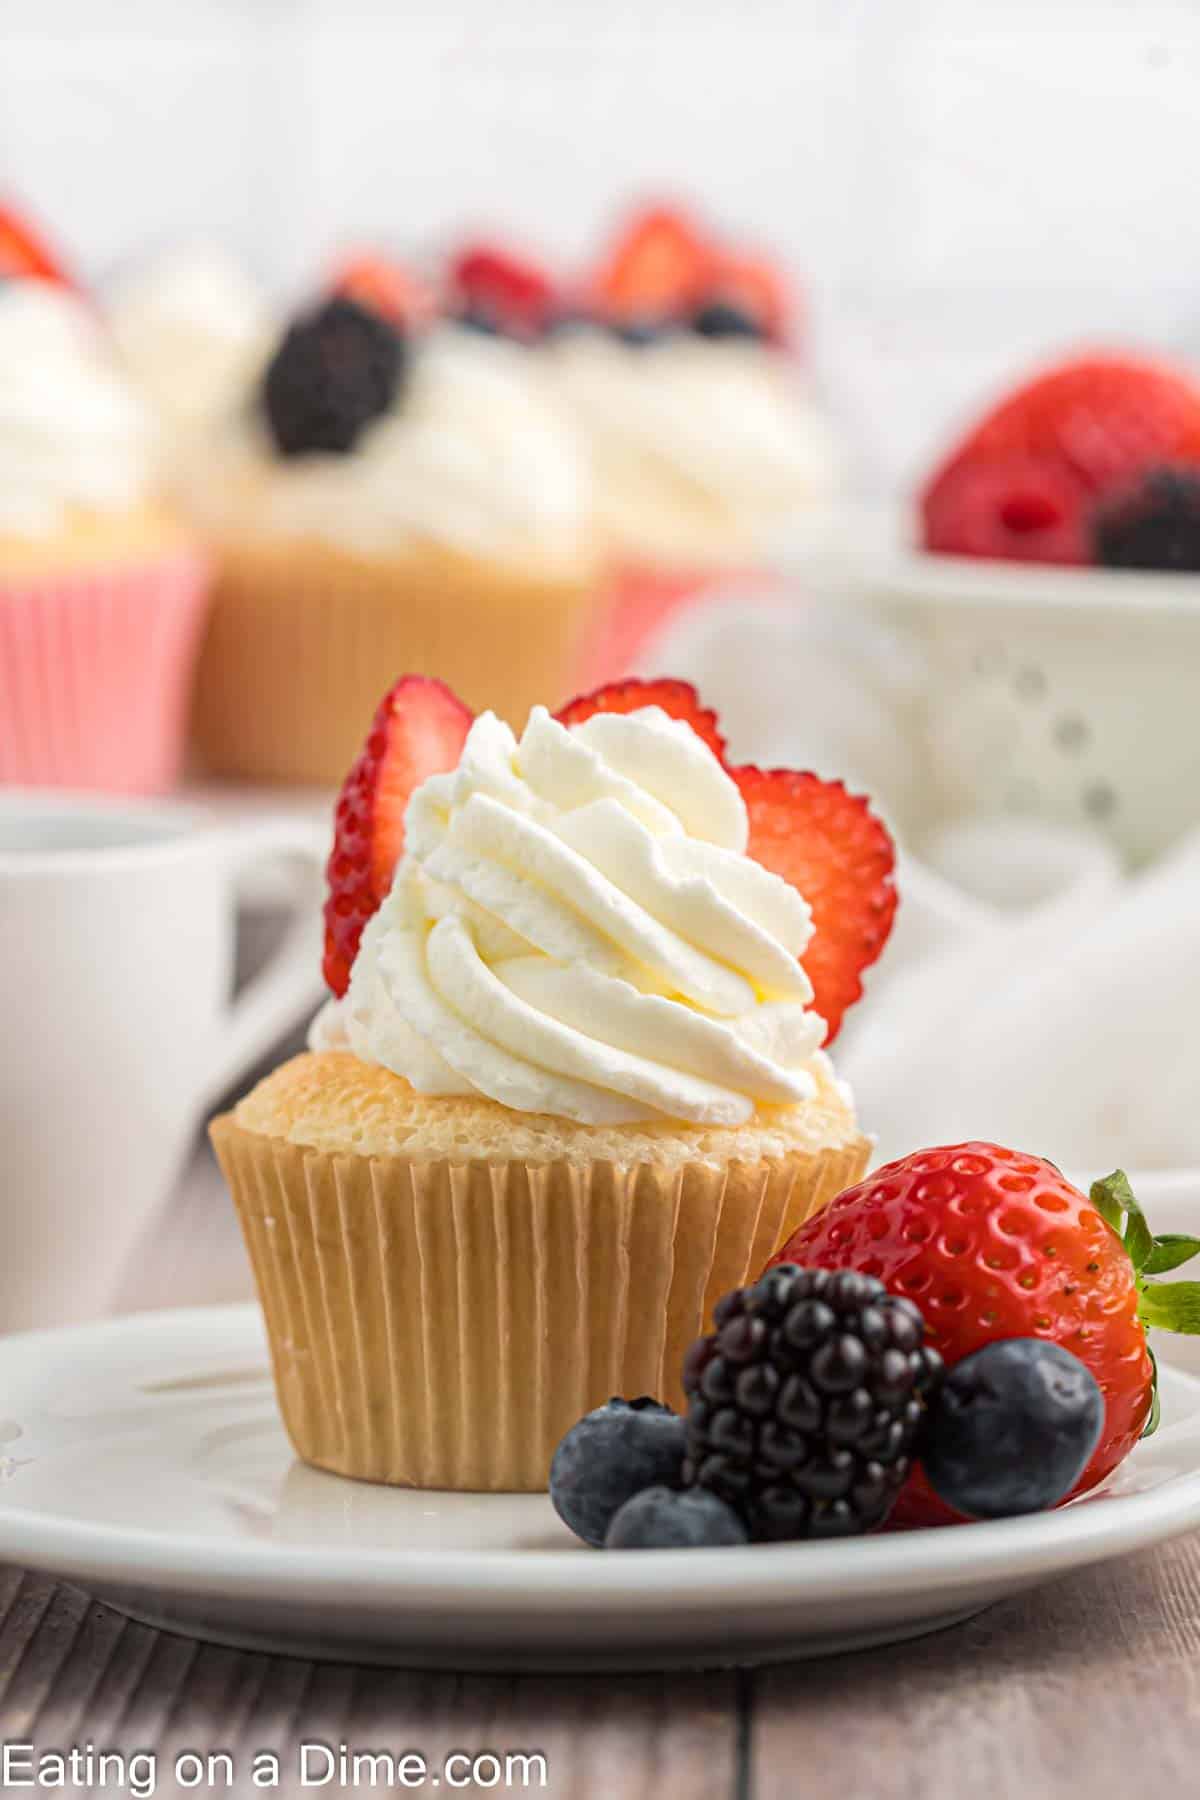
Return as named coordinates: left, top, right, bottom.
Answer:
left=0, top=282, right=155, bottom=535
left=107, top=245, right=274, bottom=439
left=545, top=329, right=840, bottom=563
left=325, top=704, right=826, bottom=1126
left=190, top=325, right=590, bottom=570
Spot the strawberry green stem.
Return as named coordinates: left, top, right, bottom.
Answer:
left=1090, top=1170, right=1200, bottom=1439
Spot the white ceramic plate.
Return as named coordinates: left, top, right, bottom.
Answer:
left=3, top=1305, right=1200, bottom=1671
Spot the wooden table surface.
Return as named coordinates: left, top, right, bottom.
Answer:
left=5, top=1532, right=1200, bottom=1798
left=4, top=971, right=1200, bottom=1796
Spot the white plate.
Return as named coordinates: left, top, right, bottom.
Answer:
left=3, top=1306, right=1200, bottom=1671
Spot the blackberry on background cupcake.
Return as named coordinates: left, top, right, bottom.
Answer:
left=186, top=261, right=599, bottom=786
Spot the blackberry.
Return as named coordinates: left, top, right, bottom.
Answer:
left=261, top=296, right=405, bottom=457
left=1093, top=466, right=1200, bottom=571
left=682, top=1266, right=942, bottom=1541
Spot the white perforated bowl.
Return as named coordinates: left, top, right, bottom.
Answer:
left=777, top=506, right=1200, bottom=865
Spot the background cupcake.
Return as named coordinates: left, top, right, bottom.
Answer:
left=212, top=673, right=894, bottom=1491
left=187, top=275, right=599, bottom=786
left=545, top=204, right=841, bottom=682
left=0, top=225, right=209, bottom=793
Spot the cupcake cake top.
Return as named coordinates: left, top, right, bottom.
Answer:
left=0, top=279, right=156, bottom=536
left=313, top=675, right=896, bottom=1129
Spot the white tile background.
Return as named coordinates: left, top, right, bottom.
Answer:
left=3, top=0, right=1200, bottom=490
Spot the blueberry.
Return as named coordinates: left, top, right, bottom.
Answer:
left=921, top=1339, right=1104, bottom=1519
left=541, top=307, right=594, bottom=339
left=691, top=299, right=763, bottom=340
left=454, top=302, right=504, bottom=337
left=607, top=314, right=674, bottom=347
left=605, top=1485, right=748, bottom=1549
left=549, top=1398, right=685, bottom=1547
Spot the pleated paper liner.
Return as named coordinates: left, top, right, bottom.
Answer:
left=190, top=535, right=602, bottom=785
left=0, top=548, right=210, bottom=792
left=212, top=1115, right=870, bottom=1493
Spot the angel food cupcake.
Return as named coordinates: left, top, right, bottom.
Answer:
left=188, top=287, right=598, bottom=784
left=211, top=674, right=895, bottom=1490
left=545, top=206, right=841, bottom=681
left=0, top=268, right=208, bottom=790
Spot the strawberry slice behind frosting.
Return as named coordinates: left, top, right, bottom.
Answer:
left=553, top=677, right=727, bottom=761
left=736, top=767, right=897, bottom=1043
left=555, top=677, right=896, bottom=1042
left=322, top=676, right=474, bottom=997
left=0, top=201, right=72, bottom=285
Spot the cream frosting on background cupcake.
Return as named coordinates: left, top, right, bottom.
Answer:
left=212, top=677, right=894, bottom=1492
left=0, top=278, right=208, bottom=790
left=537, top=202, right=843, bottom=687
left=188, top=295, right=600, bottom=785
left=546, top=328, right=840, bottom=569
left=106, top=244, right=275, bottom=469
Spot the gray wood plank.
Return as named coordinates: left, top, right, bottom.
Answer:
left=0, top=1576, right=740, bottom=1799
left=752, top=1532, right=1200, bottom=1800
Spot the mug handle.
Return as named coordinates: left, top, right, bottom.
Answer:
left=203, top=817, right=329, bottom=1108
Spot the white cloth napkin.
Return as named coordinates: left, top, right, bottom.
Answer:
left=642, top=592, right=1200, bottom=1191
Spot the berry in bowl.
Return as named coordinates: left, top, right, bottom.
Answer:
left=781, top=351, right=1200, bottom=863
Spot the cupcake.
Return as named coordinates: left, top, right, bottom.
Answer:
left=211, top=673, right=895, bottom=1491
left=0, top=264, right=208, bottom=792
left=544, top=205, right=841, bottom=682
left=187, top=276, right=599, bottom=785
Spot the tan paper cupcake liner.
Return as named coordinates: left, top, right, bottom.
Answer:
left=212, top=1115, right=869, bottom=1492
left=191, top=537, right=600, bottom=785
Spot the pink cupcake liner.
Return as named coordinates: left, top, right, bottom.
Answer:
left=0, top=549, right=210, bottom=793
left=576, top=564, right=786, bottom=689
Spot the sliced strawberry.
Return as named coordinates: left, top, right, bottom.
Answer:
left=449, top=242, right=556, bottom=336
left=322, top=676, right=473, bottom=996
left=735, top=768, right=897, bottom=1043
left=329, top=251, right=433, bottom=331
left=704, top=250, right=792, bottom=345
left=592, top=205, right=712, bottom=320
left=0, top=202, right=71, bottom=285
left=556, top=680, right=896, bottom=1040
left=554, top=678, right=727, bottom=762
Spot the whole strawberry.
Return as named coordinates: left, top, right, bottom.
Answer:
left=767, top=1144, right=1200, bottom=1526
left=921, top=353, right=1200, bottom=563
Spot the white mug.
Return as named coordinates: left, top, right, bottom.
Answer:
left=0, top=791, right=327, bottom=1332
